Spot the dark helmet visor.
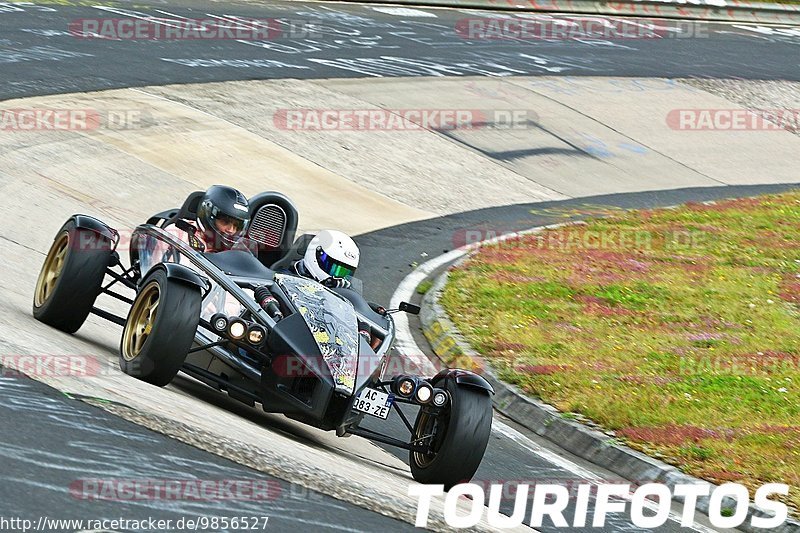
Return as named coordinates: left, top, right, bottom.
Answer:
left=214, top=213, right=248, bottom=234
left=316, top=247, right=356, bottom=279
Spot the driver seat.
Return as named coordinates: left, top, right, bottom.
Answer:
left=245, top=191, right=299, bottom=268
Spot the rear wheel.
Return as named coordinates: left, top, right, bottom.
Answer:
left=409, top=379, right=493, bottom=489
left=33, top=220, right=111, bottom=333
left=119, top=269, right=201, bottom=386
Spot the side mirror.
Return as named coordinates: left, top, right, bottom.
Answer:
left=399, top=302, right=421, bottom=315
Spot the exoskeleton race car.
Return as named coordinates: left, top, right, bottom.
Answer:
left=32, top=190, right=494, bottom=488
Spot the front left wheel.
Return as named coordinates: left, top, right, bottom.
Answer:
left=119, top=269, right=201, bottom=386
left=409, top=379, right=493, bottom=489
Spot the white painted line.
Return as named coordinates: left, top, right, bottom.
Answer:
left=153, top=9, right=194, bottom=21
left=390, top=248, right=465, bottom=376
left=370, top=6, right=438, bottom=17
left=493, top=420, right=719, bottom=533
left=92, top=6, right=186, bottom=29
left=390, top=225, right=569, bottom=375
left=457, top=9, right=518, bottom=18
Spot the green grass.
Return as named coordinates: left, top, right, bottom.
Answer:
left=416, top=280, right=434, bottom=295
left=442, top=192, right=800, bottom=517
left=744, top=0, right=800, bottom=4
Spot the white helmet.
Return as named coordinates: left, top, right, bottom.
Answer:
left=303, top=230, right=360, bottom=282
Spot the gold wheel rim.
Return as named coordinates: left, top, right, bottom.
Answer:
left=121, top=281, right=160, bottom=361
left=34, top=232, right=69, bottom=308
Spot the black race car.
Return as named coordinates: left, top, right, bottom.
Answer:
left=32, top=190, right=493, bottom=488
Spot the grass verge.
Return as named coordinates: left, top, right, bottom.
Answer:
left=740, top=0, right=800, bottom=4
left=442, top=192, right=800, bottom=517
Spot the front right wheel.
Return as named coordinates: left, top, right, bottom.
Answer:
left=33, top=220, right=111, bottom=333
left=409, top=379, right=493, bottom=489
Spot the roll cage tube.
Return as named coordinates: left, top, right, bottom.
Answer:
left=132, top=224, right=278, bottom=330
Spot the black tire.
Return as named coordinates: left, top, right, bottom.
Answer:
left=119, top=269, right=201, bottom=386
left=33, top=220, right=111, bottom=333
left=409, top=379, right=493, bottom=489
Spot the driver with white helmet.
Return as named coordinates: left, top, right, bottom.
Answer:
left=292, top=229, right=360, bottom=289
left=290, top=230, right=382, bottom=348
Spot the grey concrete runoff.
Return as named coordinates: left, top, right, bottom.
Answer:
left=419, top=263, right=800, bottom=533
left=330, top=0, right=800, bottom=24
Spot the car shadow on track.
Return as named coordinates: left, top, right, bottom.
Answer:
left=20, top=303, right=410, bottom=476
left=46, top=322, right=351, bottom=449
left=168, top=373, right=410, bottom=474
left=170, top=373, right=327, bottom=445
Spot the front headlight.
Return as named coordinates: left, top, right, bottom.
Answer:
left=393, top=376, right=416, bottom=398
left=210, top=313, right=228, bottom=333
left=247, top=324, right=266, bottom=345
left=415, top=382, right=433, bottom=404
left=432, top=389, right=449, bottom=407
left=228, top=318, right=247, bottom=340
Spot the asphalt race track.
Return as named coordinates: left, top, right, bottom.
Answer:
left=0, top=371, right=416, bottom=532
left=2, top=1, right=799, bottom=531
left=1, top=0, right=799, bottom=101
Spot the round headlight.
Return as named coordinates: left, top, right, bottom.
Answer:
left=210, top=313, right=228, bottom=333
left=415, top=383, right=433, bottom=404
left=394, top=377, right=416, bottom=397
left=432, top=390, right=449, bottom=407
left=247, top=325, right=266, bottom=345
left=228, top=319, right=247, bottom=340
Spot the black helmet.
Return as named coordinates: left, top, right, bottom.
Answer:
left=196, top=185, right=250, bottom=251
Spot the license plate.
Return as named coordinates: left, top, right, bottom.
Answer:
left=353, top=387, right=394, bottom=420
